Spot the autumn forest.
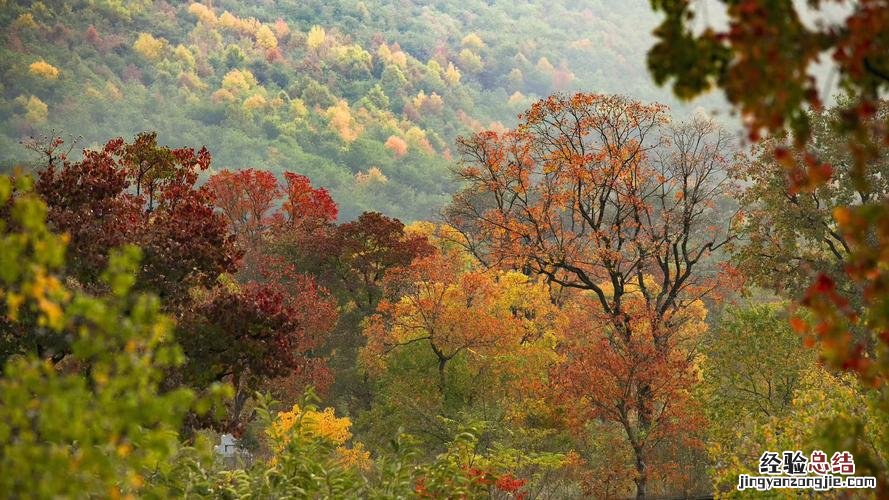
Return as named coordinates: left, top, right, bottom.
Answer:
left=1, top=1, right=888, bottom=499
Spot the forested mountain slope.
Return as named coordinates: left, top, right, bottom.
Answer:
left=0, top=0, right=721, bottom=220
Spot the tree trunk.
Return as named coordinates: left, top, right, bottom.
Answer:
left=638, top=382, right=653, bottom=429
left=622, top=413, right=648, bottom=500
left=621, top=316, right=651, bottom=499
left=437, top=357, right=447, bottom=394
left=228, top=371, right=249, bottom=433
left=634, top=445, right=647, bottom=499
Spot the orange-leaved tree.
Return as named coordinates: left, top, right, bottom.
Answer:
left=205, top=168, right=281, bottom=247
left=446, top=93, right=737, bottom=498
left=360, top=237, right=564, bottom=449
left=206, top=168, right=338, bottom=280
left=362, top=248, right=561, bottom=396
left=552, top=284, right=710, bottom=498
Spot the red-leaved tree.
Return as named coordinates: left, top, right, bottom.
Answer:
left=180, top=277, right=336, bottom=430
left=32, top=132, right=239, bottom=306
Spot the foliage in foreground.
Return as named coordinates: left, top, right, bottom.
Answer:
left=0, top=174, right=229, bottom=496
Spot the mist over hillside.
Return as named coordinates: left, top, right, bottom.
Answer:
left=0, top=0, right=725, bottom=220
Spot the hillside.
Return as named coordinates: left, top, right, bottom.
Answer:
left=0, top=0, right=716, bottom=220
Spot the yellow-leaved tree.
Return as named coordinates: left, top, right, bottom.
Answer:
left=360, top=232, right=564, bottom=447
left=221, top=69, right=256, bottom=93
left=255, top=24, right=277, bottom=50
left=187, top=2, right=217, bottom=25
left=16, top=95, right=48, bottom=124
left=269, top=403, right=371, bottom=470
left=133, top=32, right=167, bottom=61
left=325, top=100, right=361, bottom=142
left=28, top=60, right=60, bottom=80
left=306, top=25, right=326, bottom=51
left=444, top=62, right=461, bottom=86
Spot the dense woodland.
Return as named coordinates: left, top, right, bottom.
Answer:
left=1, top=1, right=888, bottom=499
left=0, top=0, right=709, bottom=221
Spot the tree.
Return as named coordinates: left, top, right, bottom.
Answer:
left=552, top=283, right=710, bottom=499
left=272, top=212, right=433, bottom=414
left=31, top=137, right=142, bottom=289
left=461, top=33, right=484, bottom=51
left=647, top=0, right=889, bottom=418
left=269, top=400, right=369, bottom=469
left=316, top=212, right=433, bottom=311
left=19, top=95, right=48, bottom=125
left=326, top=100, right=361, bottom=142
left=0, top=174, right=227, bottom=497
left=281, top=171, right=338, bottom=228
left=133, top=32, right=167, bottom=61
left=206, top=168, right=280, bottom=246
left=243, top=94, right=268, bottom=112
left=187, top=2, right=217, bottom=25
left=444, top=62, right=461, bottom=86
left=385, top=135, right=408, bottom=157
left=137, top=188, right=236, bottom=304
left=256, top=24, right=278, bottom=50
left=306, top=25, right=326, bottom=51
left=446, top=93, right=736, bottom=498
left=28, top=60, right=60, bottom=80
left=361, top=241, right=563, bottom=446
left=648, top=0, right=887, bottom=160
left=699, top=304, right=815, bottom=493
left=457, top=49, right=483, bottom=74
left=33, top=133, right=239, bottom=307
left=733, top=104, right=889, bottom=357
left=201, top=167, right=341, bottom=423
left=221, top=69, right=256, bottom=93
left=206, top=168, right=336, bottom=281
left=730, top=102, right=889, bottom=489
left=180, top=278, right=336, bottom=431
left=703, top=305, right=814, bottom=423
left=332, top=45, right=373, bottom=78
left=699, top=304, right=887, bottom=494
